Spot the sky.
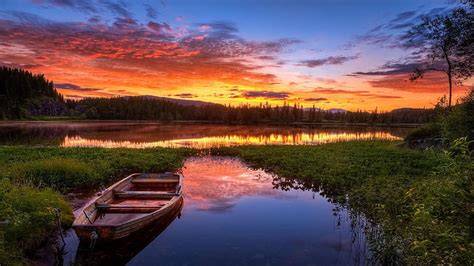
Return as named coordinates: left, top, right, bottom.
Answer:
left=0, top=0, right=471, bottom=111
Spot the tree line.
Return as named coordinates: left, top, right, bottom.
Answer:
left=66, top=97, right=435, bottom=124
left=0, top=66, right=436, bottom=123
left=0, top=66, right=64, bottom=119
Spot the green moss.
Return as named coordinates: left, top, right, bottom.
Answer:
left=0, top=178, right=72, bottom=265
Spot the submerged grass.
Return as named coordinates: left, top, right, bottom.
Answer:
left=0, top=141, right=472, bottom=264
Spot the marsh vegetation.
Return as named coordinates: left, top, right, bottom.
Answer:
left=0, top=139, right=472, bottom=264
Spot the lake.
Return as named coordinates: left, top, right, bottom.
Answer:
left=0, top=121, right=412, bottom=148
left=63, top=156, right=372, bottom=265
left=1, top=122, right=409, bottom=264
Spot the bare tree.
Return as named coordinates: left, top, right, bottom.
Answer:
left=408, top=5, right=473, bottom=107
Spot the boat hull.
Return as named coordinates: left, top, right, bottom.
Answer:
left=73, top=173, right=183, bottom=241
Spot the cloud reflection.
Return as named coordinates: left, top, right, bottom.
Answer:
left=181, top=157, right=284, bottom=212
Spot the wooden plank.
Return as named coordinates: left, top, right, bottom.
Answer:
left=99, top=208, right=157, bottom=213
left=95, top=203, right=165, bottom=213
left=131, top=178, right=178, bottom=184
left=73, top=172, right=183, bottom=241
left=116, top=191, right=178, bottom=195
left=96, top=203, right=165, bottom=209
left=114, top=191, right=179, bottom=199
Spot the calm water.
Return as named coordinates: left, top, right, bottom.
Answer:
left=63, top=157, right=371, bottom=265
left=0, top=121, right=411, bottom=148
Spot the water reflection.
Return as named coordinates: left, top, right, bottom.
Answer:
left=0, top=122, right=410, bottom=148
left=182, top=157, right=288, bottom=212
left=130, top=157, right=371, bottom=265
left=65, top=198, right=183, bottom=265
left=63, top=156, right=372, bottom=265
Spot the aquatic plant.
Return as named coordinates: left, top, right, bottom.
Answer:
left=214, top=140, right=474, bottom=264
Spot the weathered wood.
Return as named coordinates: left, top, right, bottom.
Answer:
left=72, top=172, right=183, bottom=241
left=114, top=191, right=179, bottom=199
left=97, top=203, right=165, bottom=209
left=131, top=178, right=179, bottom=184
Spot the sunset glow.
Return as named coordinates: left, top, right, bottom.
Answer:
left=1, top=0, right=471, bottom=111
left=61, top=131, right=401, bottom=148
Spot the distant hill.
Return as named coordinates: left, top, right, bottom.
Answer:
left=390, top=108, right=428, bottom=113
left=302, top=107, right=347, bottom=113
left=129, top=95, right=219, bottom=107
left=327, top=108, right=347, bottom=114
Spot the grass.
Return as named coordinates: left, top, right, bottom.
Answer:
left=0, top=141, right=472, bottom=264
left=0, top=178, right=72, bottom=265
left=0, top=146, right=189, bottom=264
left=0, top=147, right=190, bottom=192
left=213, top=141, right=473, bottom=264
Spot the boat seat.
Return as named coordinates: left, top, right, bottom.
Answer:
left=131, top=178, right=179, bottom=184
left=140, top=173, right=179, bottom=178
left=114, top=191, right=179, bottom=199
left=96, top=203, right=165, bottom=213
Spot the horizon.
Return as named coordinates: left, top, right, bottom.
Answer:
left=1, top=0, right=472, bottom=111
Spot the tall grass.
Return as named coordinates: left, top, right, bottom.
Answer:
left=1, top=142, right=471, bottom=264
left=0, top=147, right=189, bottom=264
left=0, top=147, right=190, bottom=192
left=0, top=178, right=73, bottom=265
left=214, top=140, right=474, bottom=264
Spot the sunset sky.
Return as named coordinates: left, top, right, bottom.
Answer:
left=0, top=0, right=471, bottom=111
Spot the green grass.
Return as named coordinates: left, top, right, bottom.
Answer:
left=214, top=141, right=473, bottom=264
left=0, top=178, right=73, bottom=265
left=0, top=147, right=190, bottom=192
left=0, top=146, right=189, bottom=264
left=0, top=142, right=472, bottom=264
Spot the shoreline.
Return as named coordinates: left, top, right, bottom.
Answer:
left=0, top=119, right=424, bottom=128
left=2, top=141, right=471, bottom=264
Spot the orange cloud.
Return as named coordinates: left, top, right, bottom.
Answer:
left=0, top=12, right=297, bottom=99
left=368, top=72, right=470, bottom=94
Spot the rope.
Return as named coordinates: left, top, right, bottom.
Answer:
left=53, top=208, right=66, bottom=246
left=89, top=231, right=98, bottom=249
left=83, top=210, right=93, bottom=224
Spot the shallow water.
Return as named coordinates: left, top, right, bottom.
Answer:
left=63, top=156, right=371, bottom=265
left=0, top=121, right=410, bottom=148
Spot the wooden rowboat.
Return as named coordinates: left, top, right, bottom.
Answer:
left=72, top=172, right=183, bottom=241
left=74, top=197, right=183, bottom=265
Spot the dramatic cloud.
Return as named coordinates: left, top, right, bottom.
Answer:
left=240, top=90, right=291, bottom=99
left=145, top=4, right=159, bottom=19
left=350, top=7, right=449, bottom=49
left=54, top=83, right=101, bottom=92
left=368, top=72, right=469, bottom=93
left=53, top=82, right=138, bottom=98
left=298, top=55, right=358, bottom=68
left=304, top=97, right=327, bottom=102
left=351, top=60, right=469, bottom=93
left=313, top=88, right=366, bottom=94
left=352, top=62, right=421, bottom=76
left=104, top=1, right=132, bottom=18
left=0, top=11, right=298, bottom=95
left=312, top=88, right=402, bottom=99
left=389, top=10, right=417, bottom=23
left=31, top=0, right=98, bottom=13
left=147, top=21, right=172, bottom=33
left=174, top=93, right=197, bottom=98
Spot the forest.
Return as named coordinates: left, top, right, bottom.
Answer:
left=0, top=67, right=64, bottom=119
left=0, top=67, right=434, bottom=124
